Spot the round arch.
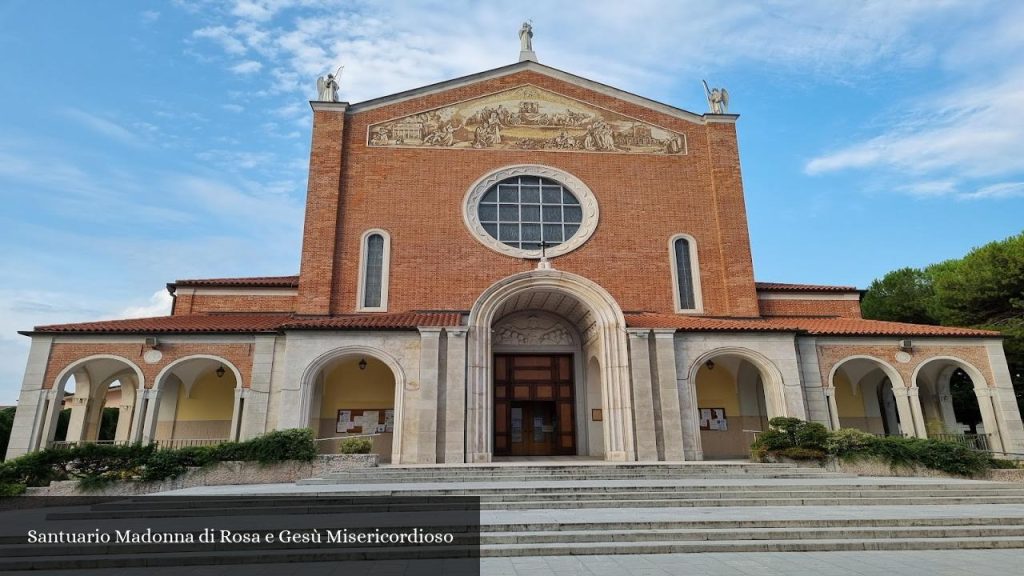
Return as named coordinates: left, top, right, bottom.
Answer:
left=298, top=345, right=407, bottom=462
left=466, top=269, right=632, bottom=462
left=686, top=346, right=788, bottom=420
left=153, top=354, right=245, bottom=392
left=828, top=355, right=911, bottom=436
left=911, top=355, right=1002, bottom=452
left=52, top=354, right=145, bottom=394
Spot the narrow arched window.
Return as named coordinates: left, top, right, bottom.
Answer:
left=670, top=234, right=702, bottom=313
left=358, top=230, right=390, bottom=311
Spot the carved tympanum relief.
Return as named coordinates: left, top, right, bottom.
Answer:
left=368, top=85, right=686, bottom=155
left=493, top=312, right=576, bottom=347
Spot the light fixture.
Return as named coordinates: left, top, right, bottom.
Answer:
left=705, top=359, right=715, bottom=371
left=216, top=365, right=226, bottom=378
left=358, top=358, right=368, bottom=371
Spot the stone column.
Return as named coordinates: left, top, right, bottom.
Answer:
left=797, top=338, right=831, bottom=427
left=241, top=335, right=276, bottom=440
left=824, top=387, right=841, bottom=431
left=907, top=387, right=928, bottom=439
left=443, top=327, right=468, bottom=463
left=652, top=330, right=685, bottom=460
left=128, top=383, right=149, bottom=443
left=626, top=329, right=658, bottom=461
left=229, top=387, right=246, bottom=442
left=985, top=340, right=1024, bottom=453
left=674, top=344, right=703, bottom=460
left=974, top=388, right=1006, bottom=453
left=5, top=336, right=54, bottom=458
left=141, top=389, right=163, bottom=444
left=407, top=327, right=443, bottom=464
left=891, top=386, right=917, bottom=437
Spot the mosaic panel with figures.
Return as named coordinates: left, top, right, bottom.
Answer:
left=367, top=85, right=686, bottom=155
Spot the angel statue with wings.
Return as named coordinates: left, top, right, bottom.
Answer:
left=702, top=80, right=730, bottom=114
left=317, top=66, right=343, bottom=102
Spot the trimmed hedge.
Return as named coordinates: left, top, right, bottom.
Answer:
left=339, top=438, right=372, bottom=454
left=752, top=417, right=998, bottom=477
left=0, top=428, right=317, bottom=492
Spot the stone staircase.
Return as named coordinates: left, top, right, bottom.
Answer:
left=4, top=461, right=1024, bottom=570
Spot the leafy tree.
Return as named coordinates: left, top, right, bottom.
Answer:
left=861, top=267, right=937, bottom=324
left=862, top=231, right=1024, bottom=414
left=0, top=407, right=15, bottom=461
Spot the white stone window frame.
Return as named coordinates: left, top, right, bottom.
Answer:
left=668, top=233, right=704, bottom=314
left=463, top=164, right=599, bottom=259
left=356, top=228, right=392, bottom=312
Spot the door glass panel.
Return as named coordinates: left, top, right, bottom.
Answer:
left=511, top=407, right=523, bottom=443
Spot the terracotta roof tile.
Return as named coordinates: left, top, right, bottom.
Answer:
left=27, top=311, right=463, bottom=335
left=769, top=317, right=999, bottom=337
left=624, top=313, right=999, bottom=337
left=755, top=281, right=859, bottom=293
left=171, top=275, right=300, bottom=288
left=29, top=314, right=292, bottom=335
left=281, top=312, right=463, bottom=330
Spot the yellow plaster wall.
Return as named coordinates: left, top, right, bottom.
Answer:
left=695, top=365, right=740, bottom=415
left=834, top=371, right=867, bottom=418
left=319, top=358, right=395, bottom=419
left=175, top=372, right=235, bottom=421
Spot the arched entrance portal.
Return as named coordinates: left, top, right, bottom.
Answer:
left=467, top=270, right=633, bottom=462
left=914, top=357, right=1004, bottom=453
left=151, top=356, right=241, bottom=447
left=39, top=355, right=142, bottom=450
left=301, top=348, right=403, bottom=464
left=689, top=350, right=785, bottom=459
left=829, top=356, right=911, bottom=437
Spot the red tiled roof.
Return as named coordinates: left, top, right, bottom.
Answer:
left=755, top=281, right=859, bottom=293
left=281, top=312, right=463, bottom=330
left=624, top=313, right=999, bottom=337
left=770, top=317, right=999, bottom=337
left=171, top=275, right=300, bottom=288
left=29, top=314, right=293, bottom=335
left=26, top=311, right=463, bottom=335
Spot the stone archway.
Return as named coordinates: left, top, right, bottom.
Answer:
left=912, top=356, right=1004, bottom=453
left=298, top=346, right=407, bottom=464
left=466, top=269, right=632, bottom=462
left=146, top=355, right=244, bottom=446
left=828, top=356, right=915, bottom=437
left=41, top=355, right=145, bottom=450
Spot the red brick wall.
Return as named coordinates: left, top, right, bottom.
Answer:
left=759, top=298, right=862, bottom=318
left=172, top=293, right=296, bottom=315
left=42, top=342, right=255, bottom=390
left=296, top=70, right=761, bottom=317
left=816, top=343, right=996, bottom=389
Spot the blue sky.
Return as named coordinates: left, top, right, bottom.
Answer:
left=1, top=0, right=1023, bottom=404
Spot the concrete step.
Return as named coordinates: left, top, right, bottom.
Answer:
left=477, top=495, right=1024, bottom=510
left=305, top=473, right=854, bottom=484
left=480, top=524, right=1024, bottom=544
left=479, top=536, right=1024, bottom=556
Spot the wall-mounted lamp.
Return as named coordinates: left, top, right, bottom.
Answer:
left=358, top=358, right=368, bottom=371
left=705, top=359, right=715, bottom=371
left=216, top=365, right=226, bottom=378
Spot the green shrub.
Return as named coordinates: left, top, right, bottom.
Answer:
left=246, top=429, right=317, bottom=463
left=752, top=417, right=829, bottom=455
left=0, top=407, right=15, bottom=461
left=0, top=483, right=26, bottom=497
left=140, top=450, right=188, bottom=482
left=210, top=442, right=247, bottom=462
left=339, top=438, right=373, bottom=454
left=990, top=458, right=1020, bottom=469
left=777, top=447, right=827, bottom=461
left=826, top=428, right=878, bottom=457
left=175, top=446, right=218, bottom=468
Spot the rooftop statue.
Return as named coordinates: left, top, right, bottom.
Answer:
left=702, top=80, right=730, bottom=114
left=519, top=21, right=533, bottom=52
left=316, top=66, right=343, bottom=102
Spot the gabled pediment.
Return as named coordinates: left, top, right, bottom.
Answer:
left=366, top=83, right=687, bottom=156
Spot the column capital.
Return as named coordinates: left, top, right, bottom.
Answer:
left=823, top=386, right=835, bottom=397
left=626, top=328, right=651, bottom=339
left=652, top=329, right=677, bottom=339
left=974, top=387, right=994, bottom=398
left=891, top=386, right=910, bottom=397
left=906, top=386, right=920, bottom=397
left=445, top=327, right=469, bottom=337
left=417, top=326, right=445, bottom=336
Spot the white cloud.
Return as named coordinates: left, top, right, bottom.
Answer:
left=230, top=60, right=262, bottom=74
left=221, top=103, right=245, bottom=113
left=141, top=10, right=160, bottom=24
left=960, top=181, right=1024, bottom=200
left=194, top=25, right=247, bottom=55
left=62, top=108, right=144, bottom=146
left=119, top=290, right=173, bottom=318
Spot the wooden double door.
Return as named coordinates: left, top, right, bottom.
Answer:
left=494, top=354, right=575, bottom=456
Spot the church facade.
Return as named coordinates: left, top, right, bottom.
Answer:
left=7, top=55, right=1024, bottom=463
